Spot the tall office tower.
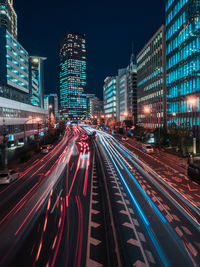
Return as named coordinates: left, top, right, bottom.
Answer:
left=59, top=32, right=87, bottom=118
left=117, top=68, right=128, bottom=122
left=86, top=93, right=95, bottom=118
left=127, top=53, right=137, bottom=126
left=137, top=25, right=167, bottom=129
left=0, top=0, right=17, bottom=39
left=103, top=76, right=117, bottom=122
left=0, top=27, right=29, bottom=103
left=166, top=0, right=200, bottom=132
left=29, top=56, right=47, bottom=108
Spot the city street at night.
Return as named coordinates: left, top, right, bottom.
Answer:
left=0, top=126, right=200, bottom=266
left=1, top=0, right=200, bottom=266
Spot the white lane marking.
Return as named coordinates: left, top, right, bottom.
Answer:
left=138, top=232, right=146, bottom=242
left=86, top=153, right=97, bottom=266
left=122, top=222, right=134, bottom=229
left=90, top=237, right=102, bottom=246
left=87, top=259, right=103, bottom=267
left=133, top=260, right=147, bottom=267
left=145, top=250, right=156, bottom=264
left=102, top=156, right=150, bottom=266
left=91, top=209, right=100, bottom=215
left=120, top=209, right=128, bottom=215
left=92, top=200, right=99, bottom=204
left=133, top=219, right=139, bottom=227
left=127, top=238, right=140, bottom=246
left=91, top=222, right=101, bottom=228
left=50, top=189, right=63, bottom=214
left=186, top=242, right=198, bottom=257
left=166, top=214, right=173, bottom=223
left=117, top=200, right=124, bottom=205
left=181, top=226, right=192, bottom=236
left=175, top=227, right=183, bottom=237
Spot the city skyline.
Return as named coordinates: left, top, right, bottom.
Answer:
left=15, top=0, right=164, bottom=99
left=1, top=1, right=200, bottom=266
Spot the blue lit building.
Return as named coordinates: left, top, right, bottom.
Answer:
left=103, top=76, right=117, bottom=123
left=166, top=0, right=200, bottom=129
left=0, top=27, right=29, bottom=103
left=59, top=32, right=87, bottom=118
left=137, top=25, right=167, bottom=129
left=117, top=68, right=128, bottom=122
left=0, top=0, right=17, bottom=39
left=0, top=1, right=48, bottom=166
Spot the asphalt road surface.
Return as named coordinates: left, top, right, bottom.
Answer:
left=1, top=125, right=200, bottom=267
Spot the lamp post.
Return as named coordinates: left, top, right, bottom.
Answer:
left=2, top=119, right=8, bottom=169
left=24, top=116, right=34, bottom=146
left=143, top=106, right=161, bottom=145
left=35, top=117, right=41, bottom=151
left=188, top=97, right=197, bottom=155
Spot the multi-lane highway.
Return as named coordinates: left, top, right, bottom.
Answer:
left=0, top=125, right=200, bottom=266
left=86, top=127, right=200, bottom=266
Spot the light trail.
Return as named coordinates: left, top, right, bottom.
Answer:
left=51, top=198, right=66, bottom=267
left=99, top=133, right=196, bottom=266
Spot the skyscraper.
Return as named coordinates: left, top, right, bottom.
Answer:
left=127, top=53, right=137, bottom=126
left=117, top=68, right=128, bottom=122
left=0, top=0, right=17, bottom=39
left=104, top=76, right=117, bottom=122
left=59, top=32, right=87, bottom=118
left=137, top=25, right=167, bottom=129
left=166, top=0, right=200, bottom=130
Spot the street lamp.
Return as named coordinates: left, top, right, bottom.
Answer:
left=24, top=116, right=34, bottom=146
left=35, top=118, right=41, bottom=151
left=187, top=97, right=197, bottom=154
left=144, top=106, right=151, bottom=114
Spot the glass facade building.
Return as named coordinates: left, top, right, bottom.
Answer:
left=0, top=0, right=17, bottom=39
left=137, top=25, right=167, bottom=129
left=127, top=53, right=137, bottom=126
left=166, top=0, right=200, bottom=129
left=103, top=77, right=117, bottom=121
left=103, top=54, right=137, bottom=125
left=0, top=27, right=29, bottom=102
left=59, top=32, right=87, bottom=118
left=117, top=68, right=128, bottom=121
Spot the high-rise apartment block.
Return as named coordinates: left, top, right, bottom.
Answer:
left=117, top=68, right=128, bottom=122
left=59, top=32, right=87, bottom=118
left=0, top=0, right=17, bottom=39
left=103, top=54, right=137, bottom=126
left=0, top=1, right=47, bottom=165
left=137, top=25, right=167, bottom=129
left=0, top=27, right=29, bottom=103
left=127, top=54, right=137, bottom=126
left=166, top=0, right=200, bottom=129
left=104, top=76, right=117, bottom=122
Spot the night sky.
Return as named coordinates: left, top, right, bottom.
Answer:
left=15, top=0, right=165, bottom=99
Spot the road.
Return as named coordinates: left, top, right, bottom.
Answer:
left=1, top=125, right=200, bottom=266
left=84, top=127, right=200, bottom=266
left=0, top=125, right=116, bottom=267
